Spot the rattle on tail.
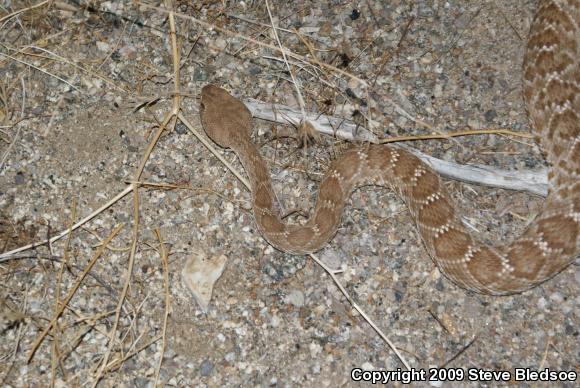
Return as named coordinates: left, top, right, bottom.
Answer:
left=200, top=0, right=579, bottom=295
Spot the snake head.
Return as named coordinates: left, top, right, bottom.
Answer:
left=200, top=85, right=253, bottom=149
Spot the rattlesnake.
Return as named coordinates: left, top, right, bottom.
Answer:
left=200, top=0, right=578, bottom=295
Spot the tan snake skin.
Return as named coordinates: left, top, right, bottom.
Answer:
left=200, top=0, right=579, bottom=295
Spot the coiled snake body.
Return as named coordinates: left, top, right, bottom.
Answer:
left=200, top=0, right=579, bottom=295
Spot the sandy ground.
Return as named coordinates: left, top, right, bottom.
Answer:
left=0, top=0, right=577, bottom=386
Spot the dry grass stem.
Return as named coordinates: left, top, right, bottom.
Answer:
left=27, top=224, right=125, bottom=362
left=308, top=253, right=411, bottom=370
left=0, top=185, right=134, bottom=260
left=153, top=229, right=171, bottom=387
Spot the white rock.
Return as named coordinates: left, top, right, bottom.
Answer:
left=181, top=252, right=228, bottom=312
left=285, top=289, right=305, bottom=307
left=96, top=41, right=110, bottom=52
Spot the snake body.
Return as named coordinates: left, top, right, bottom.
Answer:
left=200, top=0, right=579, bottom=295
